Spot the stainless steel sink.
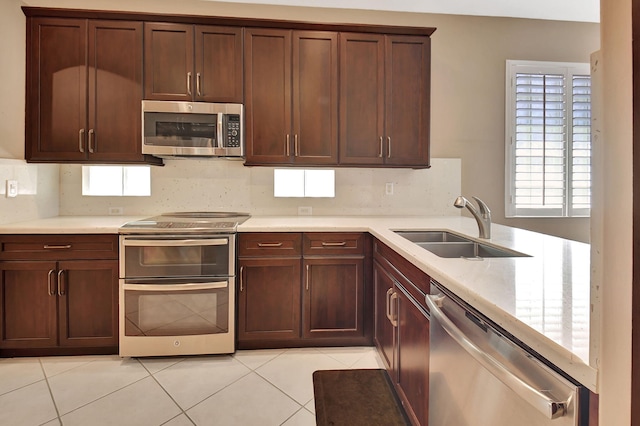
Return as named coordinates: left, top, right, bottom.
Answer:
left=395, top=230, right=472, bottom=243
left=415, top=242, right=528, bottom=258
left=395, top=230, right=529, bottom=259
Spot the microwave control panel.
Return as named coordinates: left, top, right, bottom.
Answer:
left=225, top=115, right=241, bottom=148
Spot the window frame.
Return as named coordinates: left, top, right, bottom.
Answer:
left=505, top=60, right=591, bottom=218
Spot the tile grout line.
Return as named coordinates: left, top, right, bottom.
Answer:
left=141, top=358, right=197, bottom=426
left=38, top=357, right=63, bottom=426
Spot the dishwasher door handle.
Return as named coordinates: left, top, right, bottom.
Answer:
left=425, top=294, right=569, bottom=420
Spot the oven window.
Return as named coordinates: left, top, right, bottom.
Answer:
left=124, top=286, right=228, bottom=336
left=123, top=239, right=231, bottom=278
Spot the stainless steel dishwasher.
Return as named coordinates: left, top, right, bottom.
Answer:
left=425, top=280, right=588, bottom=426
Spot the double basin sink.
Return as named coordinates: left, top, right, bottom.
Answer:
left=395, top=230, right=529, bottom=259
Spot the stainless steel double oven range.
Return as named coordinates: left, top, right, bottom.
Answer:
left=118, top=212, right=249, bottom=357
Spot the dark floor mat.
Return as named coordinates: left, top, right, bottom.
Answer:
left=312, top=369, right=410, bottom=426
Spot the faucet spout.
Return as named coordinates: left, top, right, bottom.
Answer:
left=453, top=196, right=491, bottom=239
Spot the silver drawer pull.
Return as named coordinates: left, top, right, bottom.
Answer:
left=43, top=244, right=72, bottom=250
left=257, top=242, right=283, bottom=248
left=321, top=241, right=347, bottom=247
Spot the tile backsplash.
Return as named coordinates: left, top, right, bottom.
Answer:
left=59, top=158, right=461, bottom=217
left=0, top=159, right=59, bottom=224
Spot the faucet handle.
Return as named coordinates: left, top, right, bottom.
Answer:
left=472, top=196, right=491, bottom=217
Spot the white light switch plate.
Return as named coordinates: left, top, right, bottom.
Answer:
left=6, top=180, right=17, bottom=198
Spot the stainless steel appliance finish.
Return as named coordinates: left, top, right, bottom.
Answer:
left=426, top=280, right=586, bottom=426
left=142, top=100, right=244, bottom=158
left=118, top=212, right=249, bottom=357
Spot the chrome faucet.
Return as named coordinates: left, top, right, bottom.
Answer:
left=454, top=196, right=491, bottom=239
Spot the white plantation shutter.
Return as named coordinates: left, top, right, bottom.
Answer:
left=505, top=61, right=591, bottom=218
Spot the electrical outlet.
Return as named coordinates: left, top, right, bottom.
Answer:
left=385, top=182, right=394, bottom=195
left=298, top=206, right=312, bottom=216
left=6, top=180, right=17, bottom=198
left=108, top=207, right=124, bottom=215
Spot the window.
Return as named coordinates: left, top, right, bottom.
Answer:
left=273, top=169, right=335, bottom=197
left=82, top=166, right=151, bottom=196
left=505, top=60, right=591, bottom=218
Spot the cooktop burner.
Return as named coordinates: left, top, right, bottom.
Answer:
left=119, top=212, right=250, bottom=234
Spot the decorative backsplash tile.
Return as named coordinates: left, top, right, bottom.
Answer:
left=59, top=158, right=461, bottom=217
left=0, top=159, right=59, bottom=224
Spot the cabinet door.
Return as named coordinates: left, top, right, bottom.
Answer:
left=195, top=26, right=243, bottom=103
left=0, top=261, right=58, bottom=349
left=237, top=257, right=301, bottom=342
left=302, top=257, right=363, bottom=339
left=396, top=286, right=430, bottom=426
left=384, top=35, right=431, bottom=167
left=373, top=260, right=395, bottom=371
left=57, top=260, right=118, bottom=347
left=339, top=33, right=385, bottom=165
left=144, top=23, right=194, bottom=101
left=26, top=18, right=88, bottom=162
left=292, top=31, right=338, bottom=164
left=244, top=28, right=292, bottom=164
left=87, top=21, right=144, bottom=162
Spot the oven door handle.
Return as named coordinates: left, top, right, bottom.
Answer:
left=122, top=281, right=228, bottom=292
left=122, top=238, right=229, bottom=247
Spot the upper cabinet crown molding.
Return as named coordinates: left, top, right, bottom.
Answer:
left=21, top=7, right=436, bottom=36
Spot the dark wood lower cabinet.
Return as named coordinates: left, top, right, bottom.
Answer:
left=374, top=239, right=430, bottom=426
left=237, top=232, right=372, bottom=349
left=303, top=257, right=364, bottom=339
left=0, top=235, right=119, bottom=356
left=237, top=257, right=301, bottom=342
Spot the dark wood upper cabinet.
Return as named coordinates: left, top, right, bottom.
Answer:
left=244, top=29, right=338, bottom=165
left=339, top=33, right=385, bottom=165
left=384, top=35, right=431, bottom=167
left=26, top=18, right=88, bottom=162
left=340, top=33, right=431, bottom=168
left=23, top=8, right=434, bottom=167
left=26, top=17, right=158, bottom=164
left=144, top=23, right=243, bottom=102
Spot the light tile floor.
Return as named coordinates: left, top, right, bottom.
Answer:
left=0, top=346, right=383, bottom=426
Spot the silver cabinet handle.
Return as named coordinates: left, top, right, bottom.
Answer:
left=123, top=281, right=228, bottom=292
left=187, top=72, right=192, bottom=95
left=88, top=129, right=95, bottom=153
left=286, top=134, right=290, bottom=156
left=306, top=264, right=310, bottom=291
left=321, top=241, right=347, bottom=247
left=57, top=270, right=65, bottom=296
left=425, top=294, right=569, bottom=420
left=196, top=72, right=202, bottom=96
left=379, top=136, right=383, bottom=158
left=239, top=266, right=244, bottom=292
left=389, top=291, right=398, bottom=327
left=257, top=242, right=283, bottom=248
left=43, top=244, right=71, bottom=250
left=48, top=269, right=56, bottom=296
left=294, top=134, right=299, bottom=157
left=385, top=288, right=394, bottom=323
left=387, top=136, right=391, bottom=158
left=78, top=129, right=85, bottom=153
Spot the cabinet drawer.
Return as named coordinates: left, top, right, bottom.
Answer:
left=0, top=235, right=118, bottom=260
left=374, top=238, right=430, bottom=296
left=303, top=233, right=364, bottom=256
left=238, top=233, right=302, bottom=257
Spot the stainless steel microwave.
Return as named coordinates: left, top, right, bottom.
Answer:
left=142, top=100, right=244, bottom=158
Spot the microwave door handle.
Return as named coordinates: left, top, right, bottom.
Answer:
left=122, top=238, right=229, bottom=247
left=217, top=114, right=223, bottom=148
left=123, top=281, right=229, bottom=292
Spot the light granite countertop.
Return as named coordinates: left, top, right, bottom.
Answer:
left=0, top=214, right=596, bottom=392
